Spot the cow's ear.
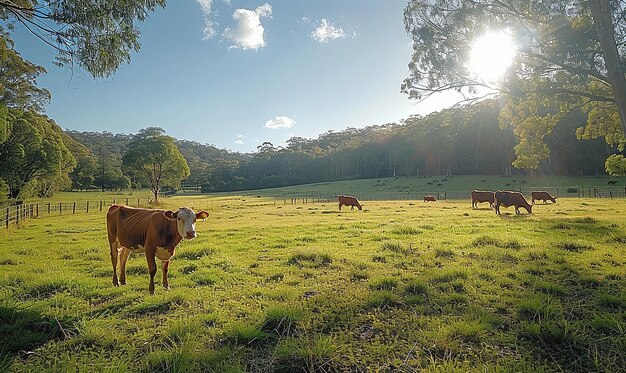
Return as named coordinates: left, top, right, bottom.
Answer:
left=196, top=210, right=209, bottom=221
left=163, top=210, right=177, bottom=220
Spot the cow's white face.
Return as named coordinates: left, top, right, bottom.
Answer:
left=164, top=207, right=209, bottom=239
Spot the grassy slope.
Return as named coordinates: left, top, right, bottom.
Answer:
left=211, top=175, right=626, bottom=200
left=0, top=192, right=625, bottom=372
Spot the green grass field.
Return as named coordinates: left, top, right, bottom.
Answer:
left=1, top=188, right=625, bottom=371
left=208, top=175, right=626, bottom=201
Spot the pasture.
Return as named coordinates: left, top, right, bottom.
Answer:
left=1, top=193, right=625, bottom=372
left=222, top=174, right=626, bottom=200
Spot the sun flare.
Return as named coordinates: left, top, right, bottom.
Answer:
left=469, top=30, right=516, bottom=83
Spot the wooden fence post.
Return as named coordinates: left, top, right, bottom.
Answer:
left=126, top=198, right=129, bottom=205
left=137, top=198, right=140, bottom=206
left=86, top=201, right=89, bottom=213
left=36, top=204, right=38, bottom=217
left=5, top=207, right=9, bottom=229
left=59, top=202, right=62, bottom=214
left=100, top=201, right=103, bottom=212
left=16, top=205, right=19, bottom=225
left=73, top=202, right=76, bottom=214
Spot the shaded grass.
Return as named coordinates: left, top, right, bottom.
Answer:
left=287, top=252, right=332, bottom=268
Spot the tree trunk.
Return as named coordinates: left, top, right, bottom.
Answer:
left=590, top=0, right=626, bottom=137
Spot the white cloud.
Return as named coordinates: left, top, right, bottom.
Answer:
left=196, top=0, right=232, bottom=39
left=234, top=134, right=246, bottom=144
left=264, top=115, right=295, bottom=129
left=311, top=19, right=347, bottom=43
left=196, top=0, right=218, bottom=39
left=222, top=3, right=272, bottom=50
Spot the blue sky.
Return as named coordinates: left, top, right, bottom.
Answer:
left=9, top=0, right=459, bottom=153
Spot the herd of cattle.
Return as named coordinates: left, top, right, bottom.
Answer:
left=470, top=190, right=556, bottom=214
left=342, top=189, right=556, bottom=215
left=106, top=190, right=556, bottom=294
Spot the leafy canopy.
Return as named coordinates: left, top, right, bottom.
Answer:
left=0, top=33, right=50, bottom=111
left=0, top=107, right=76, bottom=198
left=403, top=0, right=626, bottom=168
left=0, top=0, right=166, bottom=78
left=122, top=127, right=189, bottom=203
left=605, top=154, right=626, bottom=176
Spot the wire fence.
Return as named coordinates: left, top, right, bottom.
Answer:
left=235, top=186, right=626, bottom=201
left=4, top=186, right=626, bottom=230
left=3, top=197, right=147, bottom=230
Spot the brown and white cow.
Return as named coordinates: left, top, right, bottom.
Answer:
left=338, top=195, right=362, bottom=210
left=471, top=190, right=495, bottom=209
left=423, top=195, right=437, bottom=202
left=530, top=191, right=556, bottom=204
left=494, top=190, right=532, bottom=215
left=106, top=205, right=209, bottom=294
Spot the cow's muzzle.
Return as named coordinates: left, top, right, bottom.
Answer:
left=186, top=231, right=196, bottom=239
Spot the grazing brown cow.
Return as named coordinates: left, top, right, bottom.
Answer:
left=471, top=190, right=495, bottom=209
left=107, top=205, right=209, bottom=294
left=494, top=190, right=532, bottom=215
left=338, top=195, right=362, bottom=210
left=423, top=195, right=437, bottom=202
left=531, top=191, right=556, bottom=204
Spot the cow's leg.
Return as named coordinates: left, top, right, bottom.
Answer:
left=119, top=247, right=131, bottom=285
left=351, top=205, right=354, bottom=210
left=110, top=240, right=119, bottom=287
left=515, top=206, right=520, bottom=214
left=162, top=261, right=170, bottom=290
left=495, top=204, right=500, bottom=215
left=338, top=202, right=342, bottom=210
left=146, top=249, right=157, bottom=295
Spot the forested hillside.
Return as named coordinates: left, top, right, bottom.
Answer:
left=61, top=99, right=614, bottom=195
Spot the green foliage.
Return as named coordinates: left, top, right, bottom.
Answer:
left=122, top=127, right=189, bottom=203
left=605, top=154, right=626, bottom=176
left=0, top=108, right=76, bottom=198
left=403, top=0, right=626, bottom=169
left=1, top=0, right=166, bottom=78
left=0, top=35, right=50, bottom=111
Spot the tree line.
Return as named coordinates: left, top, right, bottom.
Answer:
left=3, top=1, right=626, bottom=203
left=0, top=93, right=620, bottom=203
left=59, top=98, right=615, bottom=196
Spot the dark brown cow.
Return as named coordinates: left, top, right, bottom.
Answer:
left=531, top=191, right=556, bottom=204
left=494, top=190, right=532, bottom=215
left=107, top=205, right=209, bottom=294
left=338, top=195, right=362, bottom=210
left=423, top=195, right=437, bottom=202
left=471, top=190, right=495, bottom=209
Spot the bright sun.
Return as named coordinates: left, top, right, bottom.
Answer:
left=468, top=30, right=516, bottom=83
